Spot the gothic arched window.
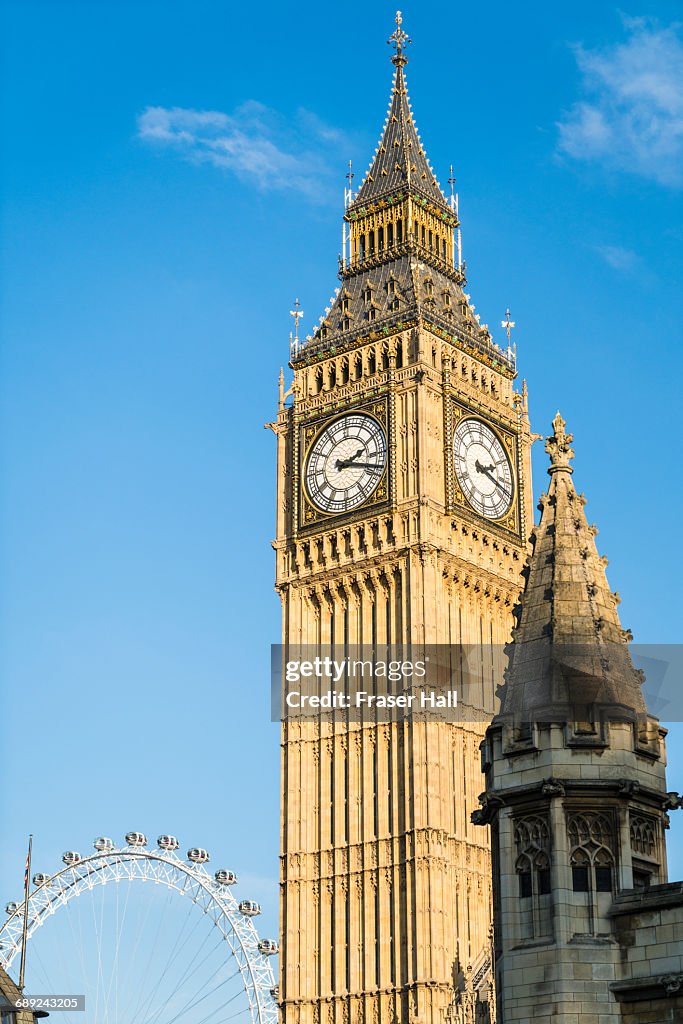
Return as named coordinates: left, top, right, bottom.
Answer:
left=387, top=223, right=394, bottom=247
left=396, top=219, right=403, bottom=243
left=567, top=811, right=616, bottom=935
left=568, top=812, right=615, bottom=891
left=378, top=227, right=384, bottom=252
left=514, top=815, right=552, bottom=942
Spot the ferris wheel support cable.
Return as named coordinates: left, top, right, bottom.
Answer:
left=100, top=877, right=113, bottom=1024
left=154, top=937, right=242, bottom=1024
left=167, top=964, right=248, bottom=1024
left=142, top=924, right=228, bottom=1024
left=103, top=865, right=128, bottom=1023
left=157, top=943, right=242, bottom=1024
left=125, top=884, right=183, bottom=1024
left=49, top=889, right=77, bottom=1004
left=113, top=865, right=135, bottom=1024
left=90, top=873, right=109, bottom=1024
left=129, top=877, right=207, bottom=1024
left=121, top=885, right=180, bottom=1024
left=67, top=888, right=89, bottom=1001
left=194, top=980, right=252, bottom=1024
left=210, top=1002, right=253, bottom=1024
left=135, top=896, right=211, bottom=1024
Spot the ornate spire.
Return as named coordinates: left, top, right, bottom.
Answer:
left=388, top=10, right=411, bottom=66
left=349, top=13, right=446, bottom=209
left=498, top=414, right=647, bottom=723
left=545, top=411, right=574, bottom=474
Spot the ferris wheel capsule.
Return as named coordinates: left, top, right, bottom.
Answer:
left=157, top=835, right=179, bottom=851
left=238, top=900, right=261, bottom=917
left=5, top=902, right=19, bottom=914
left=94, top=837, right=114, bottom=852
left=214, top=869, right=237, bottom=885
left=125, top=832, right=147, bottom=847
left=187, top=848, right=210, bottom=864
left=270, top=986, right=279, bottom=1001
left=32, top=873, right=50, bottom=886
left=258, top=939, right=279, bottom=955
left=62, top=851, right=82, bottom=866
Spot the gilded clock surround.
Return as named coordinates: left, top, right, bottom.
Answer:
left=447, top=402, right=521, bottom=538
left=299, top=401, right=391, bottom=530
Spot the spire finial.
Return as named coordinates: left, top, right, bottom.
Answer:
left=388, top=11, right=411, bottom=66
left=448, top=165, right=456, bottom=209
left=545, top=411, right=575, bottom=474
left=289, top=298, right=304, bottom=356
left=501, top=308, right=516, bottom=360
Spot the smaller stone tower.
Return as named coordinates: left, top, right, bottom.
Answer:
left=477, top=413, right=683, bottom=1022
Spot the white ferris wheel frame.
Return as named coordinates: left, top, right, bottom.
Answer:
left=0, top=842, right=278, bottom=1024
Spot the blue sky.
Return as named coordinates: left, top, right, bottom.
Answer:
left=1, top=0, right=682, bottom=975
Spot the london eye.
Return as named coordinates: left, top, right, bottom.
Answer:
left=0, top=832, right=278, bottom=1024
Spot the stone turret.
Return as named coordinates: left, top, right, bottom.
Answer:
left=476, top=414, right=683, bottom=1023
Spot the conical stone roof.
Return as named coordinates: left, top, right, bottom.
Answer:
left=499, top=413, right=647, bottom=723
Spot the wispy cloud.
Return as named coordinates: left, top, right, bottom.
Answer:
left=137, top=102, right=350, bottom=200
left=557, top=17, right=683, bottom=187
left=595, top=244, right=638, bottom=272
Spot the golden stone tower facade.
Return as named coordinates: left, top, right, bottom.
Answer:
left=272, top=16, right=534, bottom=1024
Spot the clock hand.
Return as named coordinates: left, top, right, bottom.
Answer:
left=472, top=457, right=511, bottom=496
left=335, top=448, right=365, bottom=470
left=339, top=462, right=382, bottom=472
left=479, top=466, right=511, bottom=499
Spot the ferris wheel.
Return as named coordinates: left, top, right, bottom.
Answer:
left=0, top=832, right=279, bottom=1024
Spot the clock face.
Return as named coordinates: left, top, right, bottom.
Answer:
left=453, top=418, right=514, bottom=519
left=305, top=413, right=387, bottom=515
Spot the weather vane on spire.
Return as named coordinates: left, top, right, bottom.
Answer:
left=290, top=297, right=304, bottom=356
left=502, top=308, right=516, bottom=360
left=388, top=11, right=411, bottom=65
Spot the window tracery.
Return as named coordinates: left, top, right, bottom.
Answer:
left=567, top=811, right=616, bottom=934
left=514, top=815, right=552, bottom=940
left=630, top=814, right=657, bottom=858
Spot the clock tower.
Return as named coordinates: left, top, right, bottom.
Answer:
left=271, top=15, right=534, bottom=1024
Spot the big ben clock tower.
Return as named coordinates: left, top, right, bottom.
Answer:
left=271, top=15, right=534, bottom=1024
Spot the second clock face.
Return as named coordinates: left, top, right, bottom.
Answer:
left=305, top=413, right=387, bottom=515
left=453, top=418, right=514, bottom=519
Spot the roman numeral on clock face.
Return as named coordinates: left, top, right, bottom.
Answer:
left=305, top=413, right=387, bottom=515
left=453, top=417, right=514, bottom=520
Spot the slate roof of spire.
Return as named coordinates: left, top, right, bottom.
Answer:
left=349, top=62, right=447, bottom=210
left=499, top=413, right=647, bottom=722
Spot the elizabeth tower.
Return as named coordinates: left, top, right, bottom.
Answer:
left=272, top=16, right=533, bottom=1024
